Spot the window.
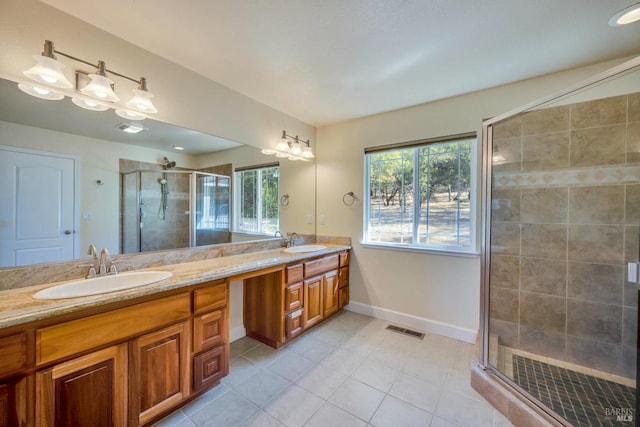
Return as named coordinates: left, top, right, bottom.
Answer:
left=364, top=134, right=476, bottom=253
left=234, top=164, right=279, bottom=234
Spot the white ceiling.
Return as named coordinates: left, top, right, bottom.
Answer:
left=41, top=0, right=640, bottom=127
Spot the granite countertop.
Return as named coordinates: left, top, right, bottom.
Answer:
left=0, top=244, right=350, bottom=330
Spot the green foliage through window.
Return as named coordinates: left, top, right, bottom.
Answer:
left=235, top=166, right=279, bottom=234
left=365, top=137, right=474, bottom=251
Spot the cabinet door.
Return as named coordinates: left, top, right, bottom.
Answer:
left=130, top=322, right=190, bottom=426
left=339, top=286, right=350, bottom=309
left=285, top=309, right=303, bottom=340
left=36, top=344, right=127, bottom=427
left=303, top=276, right=323, bottom=329
left=285, top=282, right=303, bottom=313
left=193, top=345, right=226, bottom=393
left=193, top=309, right=225, bottom=354
left=323, top=271, right=340, bottom=318
left=0, top=376, right=30, bottom=427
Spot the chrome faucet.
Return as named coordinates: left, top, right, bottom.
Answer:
left=288, top=232, right=299, bottom=248
left=275, top=230, right=287, bottom=246
left=98, top=248, right=118, bottom=276
left=85, top=244, right=98, bottom=278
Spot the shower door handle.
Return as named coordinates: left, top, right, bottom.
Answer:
left=628, top=262, right=639, bottom=283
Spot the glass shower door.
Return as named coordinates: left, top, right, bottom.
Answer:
left=483, top=60, right=640, bottom=425
left=193, top=172, right=230, bottom=246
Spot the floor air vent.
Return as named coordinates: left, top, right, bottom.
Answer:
left=385, top=324, right=425, bottom=339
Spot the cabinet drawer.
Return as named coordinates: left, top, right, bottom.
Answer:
left=339, top=251, right=350, bottom=267
left=285, top=283, right=303, bottom=313
left=36, top=293, right=190, bottom=365
left=0, top=333, right=28, bottom=379
left=285, top=309, right=303, bottom=340
left=193, top=281, right=228, bottom=314
left=285, top=264, right=303, bottom=285
left=193, top=345, right=226, bottom=392
left=193, top=309, right=225, bottom=353
left=304, top=255, right=339, bottom=278
left=338, top=266, right=349, bottom=288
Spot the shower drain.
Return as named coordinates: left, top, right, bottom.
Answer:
left=385, top=324, right=425, bottom=339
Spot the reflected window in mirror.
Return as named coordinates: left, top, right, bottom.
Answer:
left=235, top=163, right=279, bottom=235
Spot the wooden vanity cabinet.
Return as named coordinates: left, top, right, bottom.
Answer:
left=25, top=280, right=230, bottom=427
left=244, top=250, right=350, bottom=349
left=0, top=332, right=32, bottom=427
left=192, top=281, right=229, bottom=394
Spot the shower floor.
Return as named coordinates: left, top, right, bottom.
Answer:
left=510, top=352, right=635, bottom=426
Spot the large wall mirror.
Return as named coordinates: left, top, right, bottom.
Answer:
left=0, top=77, right=316, bottom=268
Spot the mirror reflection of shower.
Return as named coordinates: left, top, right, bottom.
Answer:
left=121, top=168, right=231, bottom=254
left=159, top=158, right=176, bottom=220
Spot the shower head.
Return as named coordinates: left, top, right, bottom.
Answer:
left=163, top=157, right=176, bottom=169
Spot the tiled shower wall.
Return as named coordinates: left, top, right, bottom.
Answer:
left=489, top=92, right=640, bottom=379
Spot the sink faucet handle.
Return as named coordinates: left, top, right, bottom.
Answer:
left=86, top=266, right=97, bottom=279
left=108, top=264, right=118, bottom=275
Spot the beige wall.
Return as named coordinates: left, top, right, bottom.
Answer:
left=316, top=57, right=638, bottom=341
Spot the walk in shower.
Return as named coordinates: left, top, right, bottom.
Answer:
left=481, top=57, right=640, bottom=426
left=121, top=170, right=230, bottom=253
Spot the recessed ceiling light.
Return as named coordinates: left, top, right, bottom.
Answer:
left=116, top=123, right=145, bottom=134
left=609, top=2, right=640, bottom=26
left=173, top=145, right=185, bottom=150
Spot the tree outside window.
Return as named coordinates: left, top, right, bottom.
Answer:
left=364, top=136, right=474, bottom=252
left=235, top=165, right=279, bottom=234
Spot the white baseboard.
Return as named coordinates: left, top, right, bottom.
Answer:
left=344, top=301, right=477, bottom=344
left=229, top=325, right=247, bottom=343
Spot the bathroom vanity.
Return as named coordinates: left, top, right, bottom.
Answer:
left=0, top=244, right=350, bottom=427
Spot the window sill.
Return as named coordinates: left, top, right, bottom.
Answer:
left=360, top=242, right=480, bottom=258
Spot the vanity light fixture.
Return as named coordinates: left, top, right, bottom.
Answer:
left=262, top=130, right=314, bottom=161
left=18, top=40, right=158, bottom=118
left=609, top=2, right=640, bottom=26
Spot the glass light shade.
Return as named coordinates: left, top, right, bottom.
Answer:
left=290, top=142, right=302, bottom=155
left=275, top=152, right=288, bottom=158
left=125, top=89, right=158, bottom=113
left=23, top=56, right=73, bottom=89
left=115, top=109, right=146, bottom=120
left=261, top=148, right=276, bottom=155
left=302, top=146, right=314, bottom=158
left=81, top=74, right=120, bottom=102
left=17, top=83, right=64, bottom=100
left=609, top=2, right=640, bottom=26
left=72, top=97, right=109, bottom=111
left=276, top=138, right=289, bottom=152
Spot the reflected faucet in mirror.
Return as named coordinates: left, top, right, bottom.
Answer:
left=288, top=232, right=299, bottom=248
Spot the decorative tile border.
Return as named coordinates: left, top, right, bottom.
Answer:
left=494, top=165, right=640, bottom=188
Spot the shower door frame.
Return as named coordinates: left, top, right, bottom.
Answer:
left=479, top=55, right=640, bottom=421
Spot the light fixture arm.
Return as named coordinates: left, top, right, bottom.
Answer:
left=281, top=131, right=311, bottom=149
left=45, top=40, right=147, bottom=87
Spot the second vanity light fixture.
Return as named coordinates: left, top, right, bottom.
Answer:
left=261, top=130, right=315, bottom=161
left=18, top=40, right=158, bottom=120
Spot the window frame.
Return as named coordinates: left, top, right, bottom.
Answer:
left=362, top=133, right=478, bottom=256
left=233, top=163, right=280, bottom=236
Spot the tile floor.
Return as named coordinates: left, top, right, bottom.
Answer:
left=154, top=311, right=513, bottom=427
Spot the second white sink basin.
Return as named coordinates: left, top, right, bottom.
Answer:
left=283, top=244, right=327, bottom=253
left=33, top=271, right=173, bottom=300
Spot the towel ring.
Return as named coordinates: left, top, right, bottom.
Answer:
left=280, top=194, right=290, bottom=206
left=343, top=192, right=355, bottom=206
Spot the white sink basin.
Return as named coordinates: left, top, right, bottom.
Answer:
left=33, top=271, right=173, bottom=300
left=283, top=244, right=327, bottom=253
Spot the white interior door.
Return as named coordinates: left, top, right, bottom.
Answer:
left=0, top=146, right=76, bottom=267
